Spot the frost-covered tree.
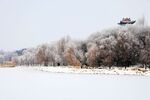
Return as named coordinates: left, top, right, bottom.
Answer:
left=0, top=52, right=4, bottom=64
left=139, top=35, right=150, bottom=68
left=74, top=41, right=87, bottom=67
left=15, top=48, right=36, bottom=66
left=35, top=44, right=49, bottom=66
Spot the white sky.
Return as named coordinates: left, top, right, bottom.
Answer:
left=0, top=0, right=150, bottom=51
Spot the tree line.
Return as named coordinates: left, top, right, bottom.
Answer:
left=0, top=25, right=150, bottom=68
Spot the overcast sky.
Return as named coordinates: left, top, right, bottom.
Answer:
left=0, top=0, right=150, bottom=51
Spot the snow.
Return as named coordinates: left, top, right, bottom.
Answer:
left=0, top=67, right=150, bottom=100
left=34, top=66, right=150, bottom=76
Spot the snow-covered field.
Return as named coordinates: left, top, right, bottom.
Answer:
left=0, top=67, right=150, bottom=100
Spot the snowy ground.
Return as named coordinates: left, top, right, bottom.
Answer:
left=0, top=67, right=150, bottom=100
left=32, top=66, right=150, bottom=76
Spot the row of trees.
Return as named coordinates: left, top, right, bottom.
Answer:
left=0, top=24, right=150, bottom=68
left=11, top=36, right=86, bottom=68
left=86, top=25, right=150, bottom=68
